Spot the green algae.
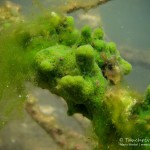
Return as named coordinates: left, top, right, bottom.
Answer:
left=0, top=10, right=150, bottom=150
left=0, top=28, right=36, bottom=128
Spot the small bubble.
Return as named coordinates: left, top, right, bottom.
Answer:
left=18, top=95, right=22, bottom=98
left=26, top=94, right=29, bottom=98
left=11, top=139, right=16, bottom=143
left=51, top=12, right=57, bottom=17
left=1, top=121, right=6, bottom=126
left=64, top=2, right=68, bottom=5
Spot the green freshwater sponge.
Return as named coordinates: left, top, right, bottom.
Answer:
left=1, top=11, right=149, bottom=149
left=34, top=14, right=150, bottom=150
left=32, top=13, right=150, bottom=150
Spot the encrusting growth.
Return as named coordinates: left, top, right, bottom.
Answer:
left=1, top=10, right=150, bottom=149
left=32, top=13, right=150, bottom=149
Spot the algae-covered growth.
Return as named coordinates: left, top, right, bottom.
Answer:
left=0, top=6, right=150, bottom=150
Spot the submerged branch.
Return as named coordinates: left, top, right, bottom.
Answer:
left=61, top=0, right=111, bottom=13
left=25, top=96, right=64, bottom=147
left=25, top=95, right=94, bottom=150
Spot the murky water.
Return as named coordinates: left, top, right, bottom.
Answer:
left=99, top=0, right=150, bottom=50
left=98, top=0, right=150, bottom=91
left=69, top=0, right=150, bottom=91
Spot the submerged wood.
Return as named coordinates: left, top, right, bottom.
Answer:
left=61, top=0, right=111, bottom=13
left=25, top=95, right=94, bottom=150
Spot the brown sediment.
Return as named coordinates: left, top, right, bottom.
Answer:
left=0, top=1, right=23, bottom=32
left=0, top=1, right=22, bottom=21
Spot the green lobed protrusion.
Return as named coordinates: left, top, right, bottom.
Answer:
left=1, top=11, right=150, bottom=149
left=34, top=13, right=150, bottom=149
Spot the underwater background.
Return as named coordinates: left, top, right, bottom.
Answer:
left=0, top=0, right=150, bottom=149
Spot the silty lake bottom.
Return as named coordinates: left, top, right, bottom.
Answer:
left=0, top=0, right=150, bottom=150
